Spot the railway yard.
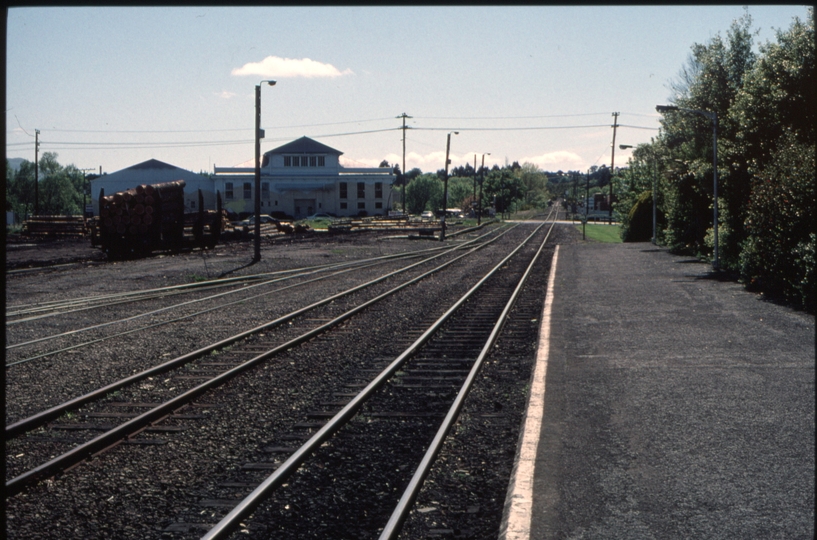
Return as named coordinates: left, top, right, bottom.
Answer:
left=5, top=214, right=578, bottom=539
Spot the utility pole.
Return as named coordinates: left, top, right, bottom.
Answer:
left=396, top=113, right=412, bottom=214
left=34, top=129, right=40, bottom=216
left=609, top=112, right=619, bottom=223
left=79, top=168, right=96, bottom=215
left=473, top=154, right=477, bottom=213
left=440, top=131, right=458, bottom=241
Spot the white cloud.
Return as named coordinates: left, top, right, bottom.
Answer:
left=520, top=151, right=584, bottom=170
left=216, top=90, right=236, bottom=99
left=231, top=56, right=354, bottom=78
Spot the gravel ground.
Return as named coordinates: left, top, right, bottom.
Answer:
left=5, top=224, right=580, bottom=539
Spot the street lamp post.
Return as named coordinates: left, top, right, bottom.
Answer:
left=254, top=80, right=276, bottom=262
left=478, top=153, right=490, bottom=226
left=440, top=131, right=458, bottom=241
left=656, top=105, right=718, bottom=269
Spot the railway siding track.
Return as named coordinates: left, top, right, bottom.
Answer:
left=5, top=212, right=566, bottom=539
left=5, top=226, right=519, bottom=492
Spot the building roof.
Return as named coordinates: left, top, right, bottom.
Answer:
left=121, top=158, right=181, bottom=171
left=267, top=136, right=343, bottom=156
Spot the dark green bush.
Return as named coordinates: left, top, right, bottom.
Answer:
left=622, top=190, right=654, bottom=242
left=739, top=137, right=815, bottom=312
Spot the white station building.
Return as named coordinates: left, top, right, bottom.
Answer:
left=91, top=136, right=395, bottom=220
left=214, top=136, right=394, bottom=219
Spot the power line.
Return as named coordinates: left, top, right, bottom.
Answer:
left=412, top=124, right=640, bottom=132
left=417, top=112, right=615, bottom=120
left=23, top=117, right=396, bottom=135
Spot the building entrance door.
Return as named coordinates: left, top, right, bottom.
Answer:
left=294, top=199, right=316, bottom=219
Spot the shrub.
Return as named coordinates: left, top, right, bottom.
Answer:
left=739, top=137, right=815, bottom=312
left=622, top=190, right=654, bottom=242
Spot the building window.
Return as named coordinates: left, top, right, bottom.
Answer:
left=357, top=182, right=365, bottom=199
left=339, top=182, right=347, bottom=199
left=375, top=182, right=383, bottom=199
left=225, top=183, right=234, bottom=200
left=284, top=156, right=291, bottom=166
left=191, top=200, right=197, bottom=209
left=262, top=182, right=269, bottom=200
left=318, top=156, right=325, bottom=166
left=375, top=202, right=383, bottom=209
left=340, top=202, right=347, bottom=209
left=243, top=183, right=252, bottom=199
left=358, top=202, right=365, bottom=210
left=310, top=156, right=317, bottom=167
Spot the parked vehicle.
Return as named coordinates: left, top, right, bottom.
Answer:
left=421, top=211, right=434, bottom=219
left=239, top=214, right=277, bottom=226
left=306, top=213, right=336, bottom=221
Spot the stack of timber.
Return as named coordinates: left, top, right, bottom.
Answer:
left=21, top=215, right=88, bottom=237
left=92, top=180, right=222, bottom=259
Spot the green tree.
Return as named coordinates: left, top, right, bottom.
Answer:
left=515, top=163, right=551, bottom=210
left=7, top=160, right=36, bottom=218
left=483, top=169, right=522, bottom=216
left=405, top=173, right=442, bottom=215
left=5, top=153, right=85, bottom=217
left=445, top=176, right=474, bottom=211
left=659, top=11, right=757, bottom=262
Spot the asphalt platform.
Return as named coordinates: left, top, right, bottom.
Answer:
left=501, top=241, right=815, bottom=539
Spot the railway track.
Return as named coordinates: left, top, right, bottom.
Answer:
left=6, top=210, right=565, bottom=539
left=5, top=226, right=517, bottom=478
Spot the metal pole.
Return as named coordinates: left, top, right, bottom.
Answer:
left=34, top=129, right=40, bottom=216
left=652, top=149, right=657, bottom=245
left=478, top=154, right=487, bottom=226
left=473, top=154, right=477, bottom=213
left=608, top=112, right=619, bottom=224
left=712, top=117, right=718, bottom=270
left=254, top=84, right=262, bottom=262
left=397, top=113, right=411, bottom=214
left=655, top=105, right=718, bottom=269
left=440, top=131, right=457, bottom=240
left=441, top=133, right=452, bottom=241
left=584, top=169, right=590, bottom=240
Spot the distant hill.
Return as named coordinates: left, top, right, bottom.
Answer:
left=7, top=157, right=26, bottom=172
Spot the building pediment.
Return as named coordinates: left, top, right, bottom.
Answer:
left=266, top=136, right=343, bottom=157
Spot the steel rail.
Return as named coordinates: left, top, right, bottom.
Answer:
left=6, top=235, right=487, bottom=322
left=199, top=218, right=551, bottom=540
left=5, top=226, right=509, bottom=440
left=379, top=212, right=559, bottom=539
left=6, top=229, right=505, bottom=364
left=5, top=260, right=390, bottom=367
left=4, top=225, right=512, bottom=498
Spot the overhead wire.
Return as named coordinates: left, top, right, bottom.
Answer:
left=8, top=115, right=659, bottom=153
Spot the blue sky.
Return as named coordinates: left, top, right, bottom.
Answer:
left=5, top=5, right=810, bottom=175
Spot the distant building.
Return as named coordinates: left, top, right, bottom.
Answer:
left=87, top=137, right=394, bottom=220
left=89, top=159, right=213, bottom=215
left=213, top=136, right=394, bottom=219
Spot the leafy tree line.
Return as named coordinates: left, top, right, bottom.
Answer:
left=392, top=161, right=555, bottom=217
left=6, top=152, right=91, bottom=219
left=615, top=9, right=814, bottom=312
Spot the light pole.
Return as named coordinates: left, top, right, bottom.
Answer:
left=478, top=153, right=490, bottom=226
left=440, top=131, right=458, bottom=241
left=254, top=80, right=276, bottom=262
left=656, top=104, right=718, bottom=269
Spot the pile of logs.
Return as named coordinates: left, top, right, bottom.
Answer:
left=98, top=180, right=185, bottom=241
left=21, top=215, right=88, bottom=237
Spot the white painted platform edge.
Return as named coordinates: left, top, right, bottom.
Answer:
left=498, top=245, right=559, bottom=540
